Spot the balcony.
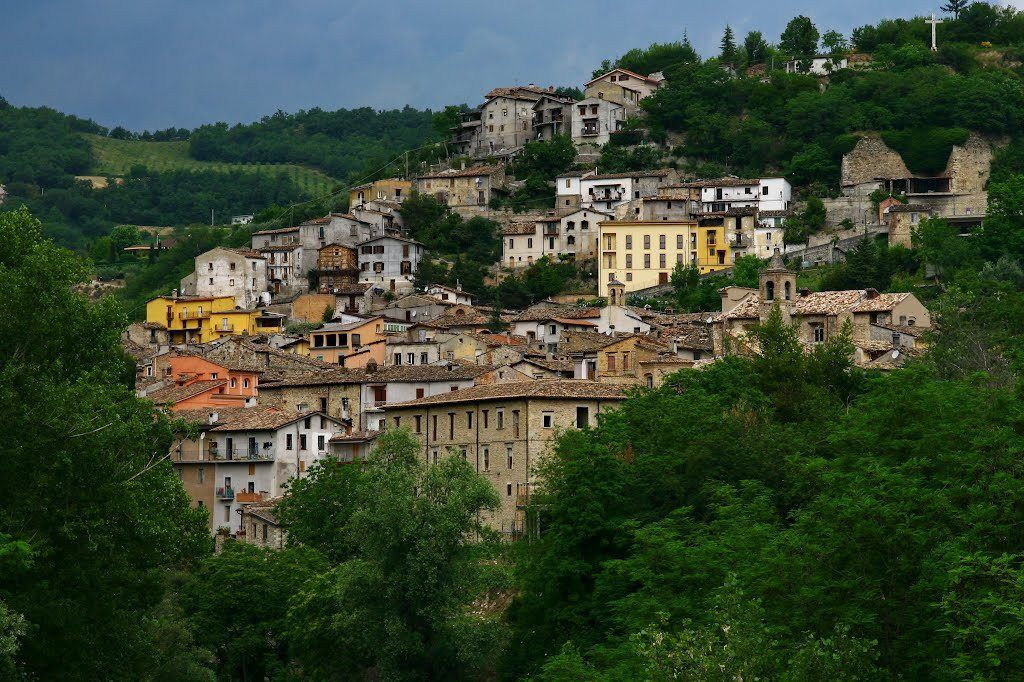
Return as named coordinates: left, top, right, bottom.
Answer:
left=178, top=310, right=210, bottom=320
left=580, top=127, right=600, bottom=137
left=214, top=323, right=234, bottom=333
left=216, top=486, right=235, bottom=500
left=210, top=448, right=275, bottom=462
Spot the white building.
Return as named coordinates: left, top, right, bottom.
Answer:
left=181, top=247, right=268, bottom=309
left=358, top=236, right=425, bottom=292
left=570, top=97, right=627, bottom=148
left=424, top=284, right=474, bottom=306
left=784, top=56, right=848, bottom=75
left=696, top=177, right=792, bottom=214
left=206, top=409, right=345, bottom=533
left=580, top=169, right=678, bottom=212
left=555, top=170, right=594, bottom=211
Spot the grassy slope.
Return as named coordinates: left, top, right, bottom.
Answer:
left=83, top=134, right=339, bottom=196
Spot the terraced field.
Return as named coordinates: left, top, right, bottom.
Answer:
left=84, top=134, right=339, bottom=196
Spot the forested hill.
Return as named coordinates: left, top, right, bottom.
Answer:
left=188, top=106, right=439, bottom=179
left=0, top=98, right=444, bottom=250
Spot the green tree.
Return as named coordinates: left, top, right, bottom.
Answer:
left=743, top=30, right=770, bottom=65
left=720, top=25, right=738, bottom=65
left=779, top=16, right=820, bottom=62
left=286, top=429, right=501, bottom=680
left=181, top=543, right=326, bottom=680
left=0, top=207, right=209, bottom=679
left=941, top=0, right=969, bottom=20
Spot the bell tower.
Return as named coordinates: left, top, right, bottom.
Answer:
left=759, top=249, right=797, bottom=323
left=607, top=278, right=626, bottom=307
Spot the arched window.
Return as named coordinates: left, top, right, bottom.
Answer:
left=765, top=281, right=775, bottom=301
left=784, top=281, right=792, bottom=300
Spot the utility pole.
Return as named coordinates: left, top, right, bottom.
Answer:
left=210, top=208, right=214, bottom=226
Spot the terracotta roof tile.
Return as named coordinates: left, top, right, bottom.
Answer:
left=851, top=292, right=910, bottom=313
left=147, top=380, right=227, bottom=405
left=417, top=165, right=501, bottom=180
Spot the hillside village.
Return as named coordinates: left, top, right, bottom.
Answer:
left=17, top=3, right=1024, bottom=679
left=126, top=52, right=953, bottom=542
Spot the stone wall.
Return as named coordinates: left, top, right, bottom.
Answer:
left=841, top=134, right=911, bottom=187
left=944, top=132, right=992, bottom=195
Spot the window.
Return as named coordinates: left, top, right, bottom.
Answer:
left=659, top=234, right=666, bottom=249
left=625, top=235, right=632, bottom=249
left=467, top=411, right=473, bottom=429
left=230, top=262, right=236, bottom=271
left=304, top=417, right=311, bottom=429
left=528, top=238, right=533, bottom=248
left=762, top=185, right=769, bottom=195
left=677, top=234, right=684, bottom=249
left=448, top=413, right=454, bottom=439
left=198, top=466, right=205, bottom=483
left=208, top=278, right=213, bottom=285
left=659, top=254, right=666, bottom=268
left=497, top=410, right=504, bottom=429
left=229, top=278, right=235, bottom=286
left=319, top=397, right=327, bottom=412
left=507, top=483, right=513, bottom=497
left=644, top=254, right=651, bottom=268
left=394, top=416, right=401, bottom=428
left=813, top=325, right=826, bottom=343
left=420, top=352, right=428, bottom=364
left=230, top=378, right=237, bottom=388
left=506, top=444, right=513, bottom=469
left=243, top=378, right=250, bottom=388
left=765, top=281, right=775, bottom=300
left=483, top=448, right=490, bottom=470
left=394, top=353, right=402, bottom=365
left=576, top=406, right=589, bottom=429
left=432, top=415, right=438, bottom=440
left=431, top=447, right=438, bottom=463
left=414, top=415, right=422, bottom=433
left=607, top=353, right=616, bottom=371
left=625, top=254, right=632, bottom=268
left=622, top=351, right=630, bottom=369
left=416, top=388, right=425, bottom=399
left=512, top=410, right=520, bottom=437
left=644, top=235, right=651, bottom=249
left=299, top=434, right=307, bottom=451
left=208, top=262, right=214, bottom=271
left=542, top=413, right=553, bottom=428
left=407, top=353, right=415, bottom=365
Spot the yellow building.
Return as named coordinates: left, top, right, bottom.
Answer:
left=349, top=179, right=412, bottom=206
left=597, top=220, right=699, bottom=297
left=694, top=223, right=732, bottom=274
left=145, top=295, right=284, bottom=344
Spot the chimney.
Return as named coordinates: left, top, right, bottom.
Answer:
left=892, top=331, right=902, bottom=349
left=365, top=359, right=378, bottom=373
left=208, top=411, right=219, bottom=424
left=172, top=289, right=178, bottom=299
left=865, top=288, right=880, bottom=299
left=549, top=85, right=555, bottom=93
left=460, top=160, right=466, bottom=171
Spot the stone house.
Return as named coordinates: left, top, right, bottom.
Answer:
left=580, top=169, right=679, bottom=212
left=584, top=68, right=664, bottom=108
left=182, top=247, right=269, bottom=309
left=532, top=93, right=574, bottom=141
left=383, top=380, right=626, bottom=534
left=570, top=97, right=627, bottom=148
left=237, top=500, right=285, bottom=549
left=259, top=243, right=305, bottom=296
left=349, top=179, right=411, bottom=207
left=349, top=203, right=403, bottom=236
left=503, top=221, right=542, bottom=269
left=315, top=243, right=360, bottom=293
left=329, top=431, right=380, bottom=463
left=476, top=85, right=551, bottom=156
left=887, top=204, right=933, bottom=248
left=376, top=293, right=451, bottom=324
left=527, top=207, right=610, bottom=265
left=413, top=166, right=506, bottom=213
left=554, top=170, right=594, bottom=211
left=357, top=236, right=424, bottom=292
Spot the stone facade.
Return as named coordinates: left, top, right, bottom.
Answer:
left=383, top=384, right=625, bottom=534
left=840, top=135, right=912, bottom=189
left=187, top=247, right=269, bottom=309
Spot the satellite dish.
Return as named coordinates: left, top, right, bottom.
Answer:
left=890, top=350, right=899, bottom=359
